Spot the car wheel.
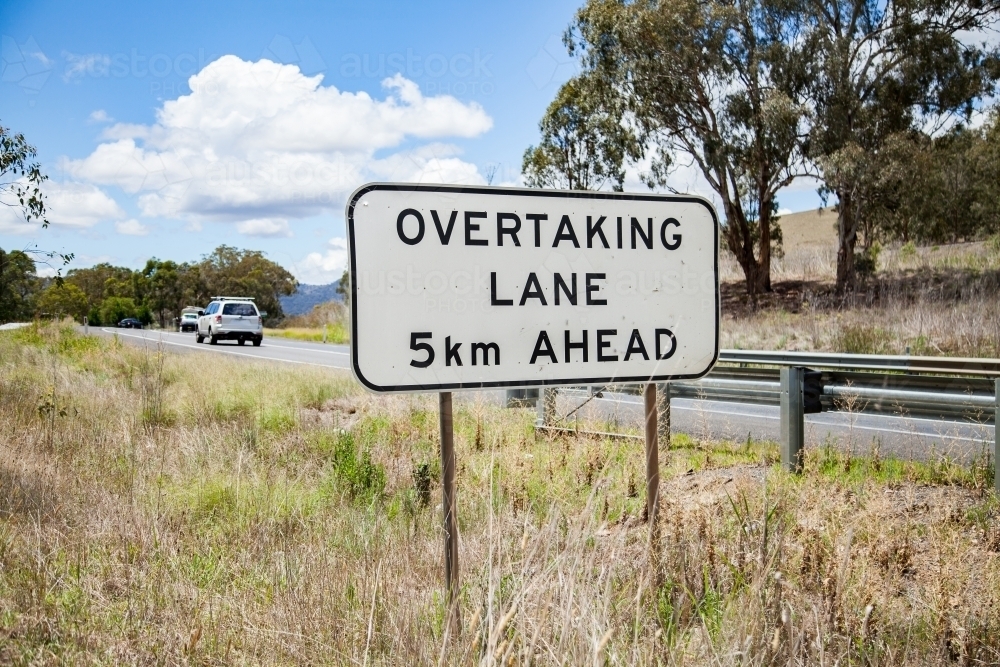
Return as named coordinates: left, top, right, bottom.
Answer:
left=209, top=329, right=218, bottom=345
left=252, top=337, right=262, bottom=347
left=196, top=333, right=204, bottom=343
left=238, top=337, right=246, bottom=346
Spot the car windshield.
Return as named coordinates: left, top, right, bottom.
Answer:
left=222, top=303, right=257, bottom=316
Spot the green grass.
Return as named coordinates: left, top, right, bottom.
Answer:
left=2, top=322, right=999, bottom=664
left=265, top=324, right=349, bottom=344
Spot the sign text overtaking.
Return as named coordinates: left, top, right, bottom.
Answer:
left=347, top=184, right=719, bottom=392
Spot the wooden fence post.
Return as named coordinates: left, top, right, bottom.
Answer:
left=438, top=392, right=460, bottom=636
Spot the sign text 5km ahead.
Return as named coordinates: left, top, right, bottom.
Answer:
left=347, top=184, right=719, bottom=392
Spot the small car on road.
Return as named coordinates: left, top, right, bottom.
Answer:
left=196, top=297, right=263, bottom=346
left=117, top=318, right=143, bottom=329
left=179, top=312, right=198, bottom=332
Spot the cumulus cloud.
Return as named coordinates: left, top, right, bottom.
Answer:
left=46, top=181, right=126, bottom=227
left=88, top=109, right=113, bottom=123
left=60, top=56, right=493, bottom=225
left=115, top=219, right=149, bottom=236
left=294, top=237, right=348, bottom=284
left=0, top=180, right=124, bottom=233
left=236, top=217, right=291, bottom=237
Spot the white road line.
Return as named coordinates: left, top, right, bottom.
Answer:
left=101, top=328, right=350, bottom=370
left=565, top=391, right=993, bottom=444
left=260, top=338, right=350, bottom=355
left=142, top=329, right=351, bottom=356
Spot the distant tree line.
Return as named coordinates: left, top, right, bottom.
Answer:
left=524, top=0, right=1000, bottom=295
left=0, top=245, right=296, bottom=326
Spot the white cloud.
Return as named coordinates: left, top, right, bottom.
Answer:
left=63, top=52, right=111, bottom=81
left=46, top=181, right=125, bottom=227
left=294, top=237, right=348, bottom=284
left=60, top=56, right=493, bottom=225
left=115, top=219, right=149, bottom=236
left=0, top=180, right=124, bottom=234
left=88, top=109, right=113, bottom=123
left=236, top=217, right=291, bottom=237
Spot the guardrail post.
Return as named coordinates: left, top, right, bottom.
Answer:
left=781, top=366, right=805, bottom=473
left=84, top=316, right=88, bottom=335
left=995, top=379, right=999, bottom=494
left=535, top=388, right=556, bottom=427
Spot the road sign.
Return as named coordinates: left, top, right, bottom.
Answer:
left=347, top=183, right=719, bottom=392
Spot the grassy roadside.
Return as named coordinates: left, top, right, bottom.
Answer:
left=1, top=323, right=998, bottom=664
left=264, top=324, right=349, bottom=344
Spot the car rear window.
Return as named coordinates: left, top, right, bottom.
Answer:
left=223, top=303, right=258, bottom=316
left=182, top=314, right=196, bottom=319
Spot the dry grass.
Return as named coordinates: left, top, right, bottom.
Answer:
left=273, top=301, right=351, bottom=344
left=1, top=323, right=999, bottom=664
left=721, top=238, right=1000, bottom=356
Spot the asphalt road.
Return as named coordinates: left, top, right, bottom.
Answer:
left=92, top=326, right=994, bottom=462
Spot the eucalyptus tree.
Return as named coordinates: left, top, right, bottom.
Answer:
left=566, top=0, right=813, bottom=297
left=522, top=73, right=640, bottom=191
left=0, top=122, right=73, bottom=315
left=800, top=0, right=1000, bottom=290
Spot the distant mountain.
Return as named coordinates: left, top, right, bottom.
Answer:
left=280, top=281, right=342, bottom=316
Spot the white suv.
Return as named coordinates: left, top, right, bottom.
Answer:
left=196, top=297, right=263, bottom=346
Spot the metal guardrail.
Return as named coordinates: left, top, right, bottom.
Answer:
left=570, top=352, right=1000, bottom=422
left=718, top=349, right=1000, bottom=377
left=530, top=350, right=1000, bottom=490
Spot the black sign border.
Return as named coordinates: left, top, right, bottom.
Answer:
left=346, top=182, right=720, bottom=393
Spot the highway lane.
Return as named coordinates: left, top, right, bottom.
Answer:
left=92, top=326, right=352, bottom=370
left=91, top=327, right=994, bottom=461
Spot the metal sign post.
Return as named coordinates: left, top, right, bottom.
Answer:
left=346, top=183, right=720, bottom=629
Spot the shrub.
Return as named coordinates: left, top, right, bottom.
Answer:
left=100, top=296, right=137, bottom=326
left=36, top=283, right=89, bottom=321
left=833, top=323, right=894, bottom=354
left=317, top=431, right=385, bottom=502
left=136, top=304, right=154, bottom=326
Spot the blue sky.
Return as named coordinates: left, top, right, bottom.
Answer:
left=1, top=0, right=822, bottom=283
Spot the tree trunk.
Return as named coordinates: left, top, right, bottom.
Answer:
left=722, top=201, right=761, bottom=300
left=756, top=195, right=773, bottom=294
left=835, top=191, right=858, bottom=293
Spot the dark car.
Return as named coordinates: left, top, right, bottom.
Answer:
left=117, top=318, right=143, bottom=329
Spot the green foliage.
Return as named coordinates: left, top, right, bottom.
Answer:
left=135, top=303, right=153, bottom=326
left=335, top=269, right=350, bottom=305
left=566, top=0, right=810, bottom=296
left=36, top=282, right=88, bottom=321
left=522, top=73, right=638, bottom=191
left=0, top=248, right=38, bottom=323
left=805, top=0, right=998, bottom=290
left=833, top=323, right=894, bottom=355
left=66, top=246, right=298, bottom=329
left=0, top=122, right=49, bottom=227
left=316, top=431, right=386, bottom=502
left=100, top=296, right=137, bottom=325
left=854, top=241, right=881, bottom=278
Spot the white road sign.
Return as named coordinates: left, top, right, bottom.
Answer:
left=347, top=184, right=719, bottom=392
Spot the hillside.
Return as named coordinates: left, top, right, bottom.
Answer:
left=778, top=206, right=837, bottom=251
left=279, top=281, right=342, bottom=316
